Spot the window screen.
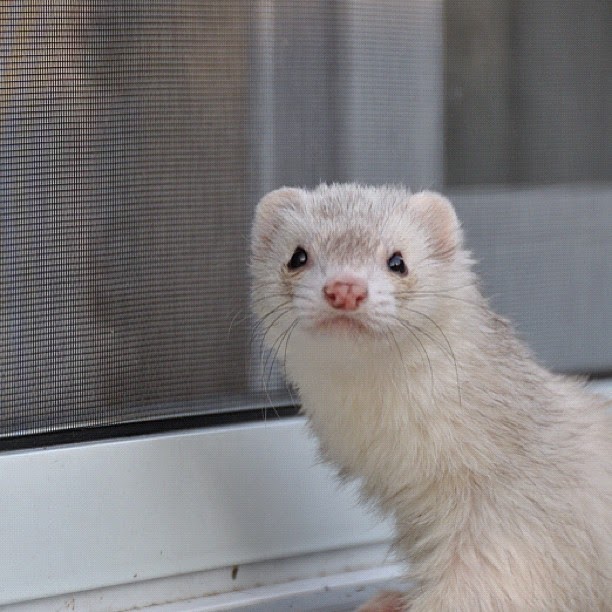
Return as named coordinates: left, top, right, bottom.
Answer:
left=1, top=1, right=610, bottom=442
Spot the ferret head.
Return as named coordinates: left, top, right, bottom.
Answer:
left=251, top=184, right=471, bottom=367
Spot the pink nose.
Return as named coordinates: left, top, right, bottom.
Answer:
left=323, top=276, right=368, bottom=311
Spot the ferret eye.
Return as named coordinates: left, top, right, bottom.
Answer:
left=288, top=247, right=308, bottom=270
left=387, top=252, right=407, bottom=275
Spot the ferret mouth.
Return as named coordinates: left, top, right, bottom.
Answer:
left=311, top=315, right=372, bottom=335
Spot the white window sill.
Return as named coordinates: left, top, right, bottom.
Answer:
left=5, top=545, right=403, bottom=612
left=1, top=380, right=609, bottom=611
left=0, top=417, right=393, bottom=608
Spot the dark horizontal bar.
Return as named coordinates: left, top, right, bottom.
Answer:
left=0, top=405, right=301, bottom=452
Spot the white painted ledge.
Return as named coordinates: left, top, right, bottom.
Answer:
left=4, top=544, right=404, bottom=612
left=0, top=417, right=393, bottom=607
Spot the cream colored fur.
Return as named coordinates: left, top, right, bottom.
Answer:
left=251, top=184, right=612, bottom=611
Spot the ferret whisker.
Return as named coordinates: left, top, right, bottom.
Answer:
left=252, top=309, right=294, bottom=373
left=258, top=314, right=300, bottom=420
left=252, top=300, right=293, bottom=323
left=282, top=318, right=301, bottom=407
left=394, top=289, right=484, bottom=307
left=257, top=307, right=295, bottom=358
left=413, top=322, right=450, bottom=359
left=387, top=317, right=435, bottom=395
left=263, top=329, right=284, bottom=386
left=250, top=279, right=276, bottom=287
left=251, top=291, right=312, bottom=307
left=227, top=307, right=248, bottom=338
left=257, top=337, right=277, bottom=422
left=250, top=293, right=289, bottom=305
left=383, top=329, right=414, bottom=401
left=390, top=311, right=453, bottom=359
left=266, top=316, right=299, bottom=380
left=398, top=293, right=486, bottom=310
left=231, top=300, right=298, bottom=338
left=264, top=342, right=290, bottom=418
left=259, top=369, right=280, bottom=422
left=263, top=316, right=301, bottom=413
left=249, top=301, right=293, bottom=343
left=290, top=295, right=318, bottom=307
left=422, top=281, right=476, bottom=291
left=403, top=307, right=463, bottom=410
left=408, top=281, right=477, bottom=293
left=250, top=280, right=291, bottom=292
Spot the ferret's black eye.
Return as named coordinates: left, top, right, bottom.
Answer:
left=288, top=247, right=308, bottom=270
left=387, top=252, right=407, bottom=275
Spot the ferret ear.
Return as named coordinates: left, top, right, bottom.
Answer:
left=409, top=191, right=462, bottom=261
left=252, top=187, right=305, bottom=255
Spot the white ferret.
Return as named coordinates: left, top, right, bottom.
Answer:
left=250, top=184, right=611, bottom=611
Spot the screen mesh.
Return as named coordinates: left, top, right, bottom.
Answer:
left=1, top=0, right=610, bottom=440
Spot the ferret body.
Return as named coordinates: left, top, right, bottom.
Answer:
left=250, top=184, right=611, bottom=611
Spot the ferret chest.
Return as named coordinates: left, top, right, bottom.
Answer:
left=300, top=369, right=436, bottom=488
